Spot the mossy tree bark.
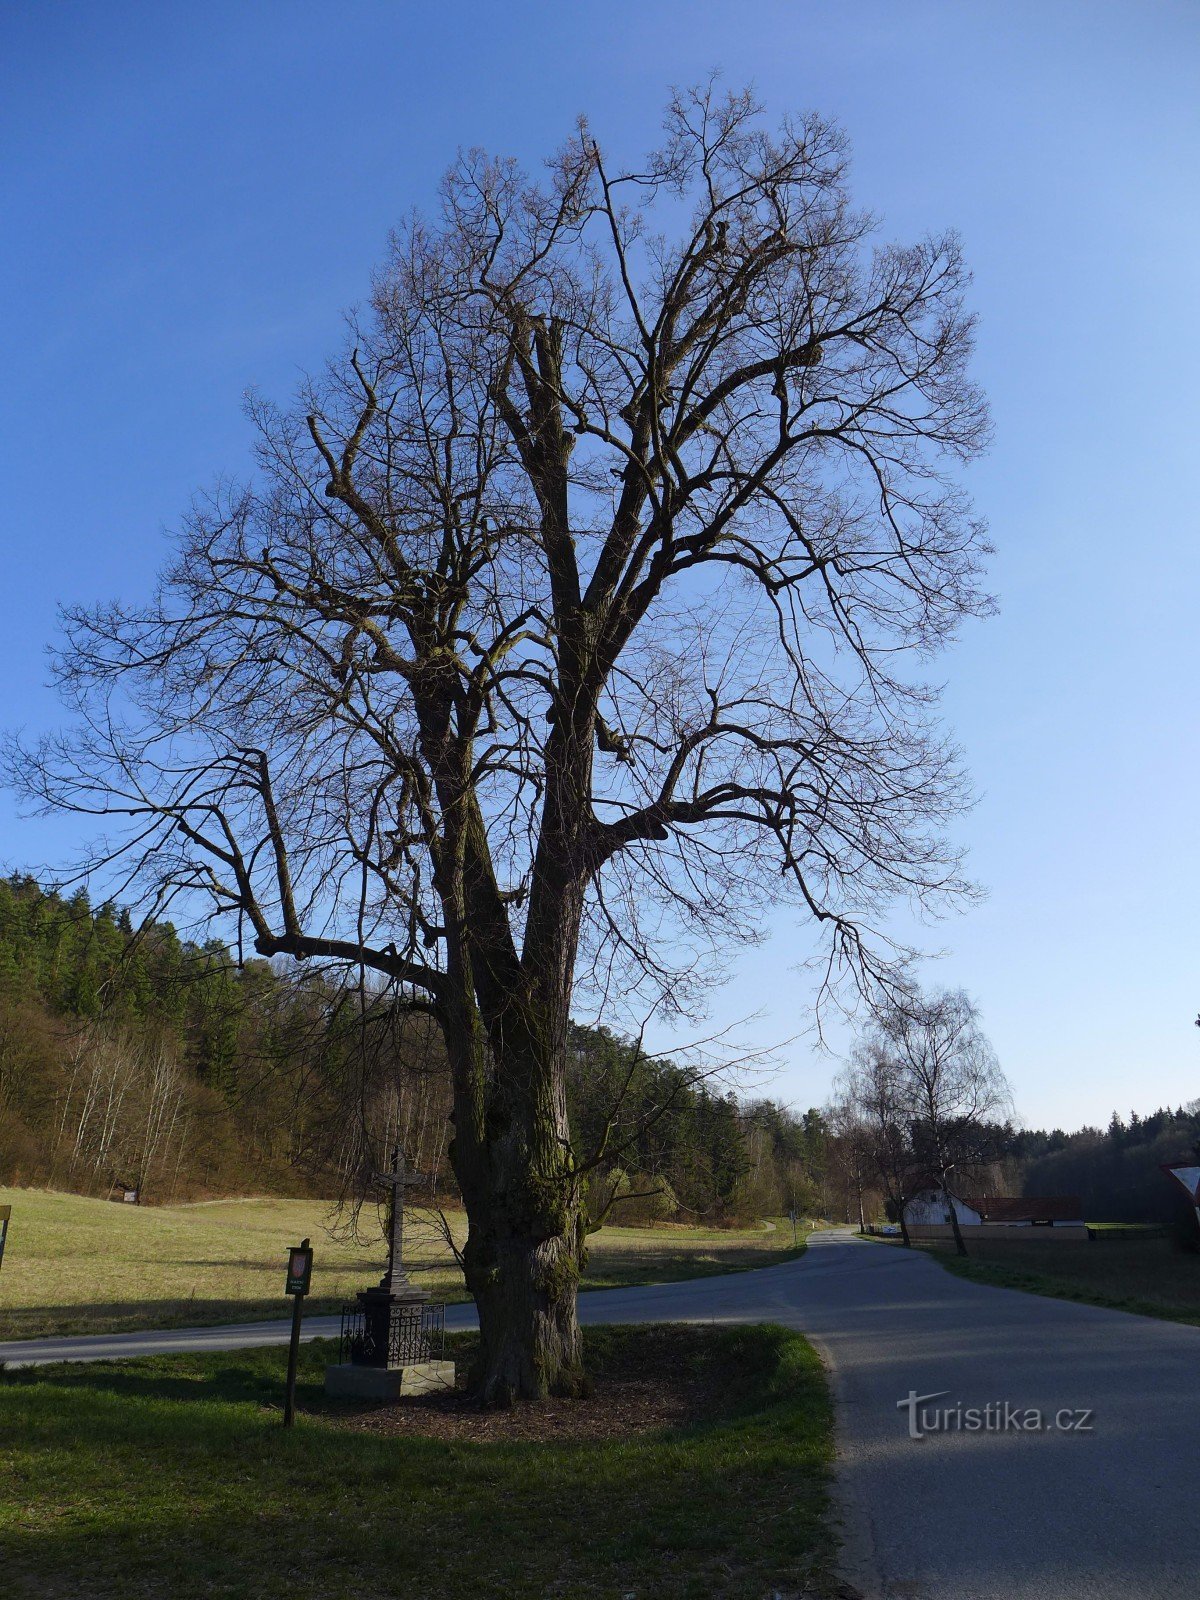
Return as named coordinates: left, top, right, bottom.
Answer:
left=455, top=1085, right=587, bottom=1403
left=431, top=681, right=595, bottom=1401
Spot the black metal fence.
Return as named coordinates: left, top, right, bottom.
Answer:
left=339, top=1300, right=446, bottom=1368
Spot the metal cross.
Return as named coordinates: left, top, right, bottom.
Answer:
left=372, top=1146, right=427, bottom=1299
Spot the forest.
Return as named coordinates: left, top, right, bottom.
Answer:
left=3, top=876, right=1194, bottom=1227
left=0, top=876, right=831, bottom=1221
left=1011, top=1111, right=1200, bottom=1226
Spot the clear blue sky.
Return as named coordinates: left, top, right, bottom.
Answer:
left=2, top=0, right=1198, bottom=1132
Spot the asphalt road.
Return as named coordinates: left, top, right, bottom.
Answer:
left=3, top=1228, right=1198, bottom=1598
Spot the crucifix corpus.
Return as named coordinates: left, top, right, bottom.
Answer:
left=324, top=1145, right=455, bottom=1401
left=373, top=1145, right=428, bottom=1301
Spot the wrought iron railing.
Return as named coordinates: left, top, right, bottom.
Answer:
left=339, top=1299, right=446, bottom=1367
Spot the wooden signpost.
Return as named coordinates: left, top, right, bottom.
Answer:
left=0, top=1205, right=10, bottom=1273
left=283, top=1237, right=313, bottom=1427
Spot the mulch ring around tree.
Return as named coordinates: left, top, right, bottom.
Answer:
left=321, top=1323, right=731, bottom=1443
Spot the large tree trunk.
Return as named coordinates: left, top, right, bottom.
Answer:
left=444, top=979, right=587, bottom=1404
left=436, top=678, right=595, bottom=1403
left=455, top=1092, right=587, bottom=1404
left=466, top=1210, right=586, bottom=1405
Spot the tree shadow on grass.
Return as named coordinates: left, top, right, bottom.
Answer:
left=2, top=1325, right=799, bottom=1423
left=0, top=1335, right=491, bottom=1418
left=0, top=1326, right=835, bottom=1600
left=0, top=1297, right=353, bottom=1340
left=2, top=1328, right=693, bottom=1416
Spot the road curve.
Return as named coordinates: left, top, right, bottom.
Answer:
left=3, top=1228, right=1198, bottom=1598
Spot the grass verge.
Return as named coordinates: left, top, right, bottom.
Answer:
left=0, top=1187, right=804, bottom=1340
left=0, top=1323, right=836, bottom=1599
left=884, top=1233, right=1200, bottom=1328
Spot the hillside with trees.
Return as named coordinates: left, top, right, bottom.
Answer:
left=0, top=874, right=394, bottom=1200
left=1013, top=1110, right=1200, bottom=1228
left=9, top=879, right=1189, bottom=1241
left=0, top=876, right=832, bottom=1223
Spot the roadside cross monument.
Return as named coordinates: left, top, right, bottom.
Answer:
left=373, top=1145, right=428, bottom=1302
left=324, top=1145, right=455, bottom=1401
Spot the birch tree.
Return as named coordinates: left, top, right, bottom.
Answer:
left=870, top=988, right=1012, bottom=1255
left=839, top=1038, right=915, bottom=1246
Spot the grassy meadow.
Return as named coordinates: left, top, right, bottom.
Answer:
left=0, top=1324, right=835, bottom=1599
left=0, top=1187, right=804, bottom=1340
left=910, top=1231, right=1200, bottom=1326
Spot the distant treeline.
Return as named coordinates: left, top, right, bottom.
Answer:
left=0, top=876, right=831, bottom=1222
left=905, top=1112, right=1200, bottom=1227
left=11, top=875, right=1181, bottom=1226
left=1010, top=1109, right=1200, bottom=1226
left=0, top=874, right=422, bottom=1200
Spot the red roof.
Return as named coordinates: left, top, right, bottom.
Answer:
left=973, top=1196, right=1083, bottom=1223
left=902, top=1180, right=1084, bottom=1223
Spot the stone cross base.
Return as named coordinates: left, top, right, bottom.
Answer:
left=324, top=1360, right=456, bottom=1401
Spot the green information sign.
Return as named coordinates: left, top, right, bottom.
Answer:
left=0, top=1205, right=10, bottom=1273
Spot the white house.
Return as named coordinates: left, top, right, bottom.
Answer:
left=903, top=1186, right=985, bottom=1227
left=902, top=1182, right=1086, bottom=1229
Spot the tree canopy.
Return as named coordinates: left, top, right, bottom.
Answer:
left=10, top=86, right=992, bottom=1398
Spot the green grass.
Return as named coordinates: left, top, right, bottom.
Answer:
left=0, top=1187, right=804, bottom=1340
left=0, top=1324, right=836, bottom=1599
left=900, top=1232, right=1200, bottom=1327
left=1083, top=1221, right=1165, bottom=1233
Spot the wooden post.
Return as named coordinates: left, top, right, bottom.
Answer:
left=284, top=1296, right=303, bottom=1428
left=283, top=1237, right=312, bottom=1429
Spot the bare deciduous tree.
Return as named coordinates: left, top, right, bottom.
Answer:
left=52, top=1025, right=188, bottom=1199
left=839, top=1037, right=915, bottom=1245
left=865, top=987, right=1012, bottom=1255
left=9, top=87, right=991, bottom=1399
left=825, top=1093, right=875, bottom=1231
